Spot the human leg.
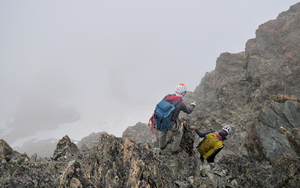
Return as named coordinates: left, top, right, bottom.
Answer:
left=158, top=130, right=168, bottom=150
left=169, top=123, right=183, bottom=152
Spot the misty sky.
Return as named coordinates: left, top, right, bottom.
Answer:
left=1, top=1, right=299, bottom=147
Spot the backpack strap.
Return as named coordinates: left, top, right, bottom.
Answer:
left=213, top=133, right=224, bottom=141
left=174, top=101, right=181, bottom=107
left=165, top=96, right=182, bottom=101
left=165, top=96, right=182, bottom=107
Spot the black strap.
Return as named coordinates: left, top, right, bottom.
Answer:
left=174, top=101, right=181, bottom=107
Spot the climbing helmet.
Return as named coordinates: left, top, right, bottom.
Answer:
left=175, top=83, right=187, bottom=94
left=222, top=125, right=231, bottom=134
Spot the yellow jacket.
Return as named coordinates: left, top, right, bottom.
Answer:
left=196, top=132, right=224, bottom=160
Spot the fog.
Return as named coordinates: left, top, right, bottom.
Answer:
left=0, top=1, right=298, bottom=147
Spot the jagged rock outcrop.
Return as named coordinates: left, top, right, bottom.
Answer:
left=0, top=139, right=14, bottom=162
left=0, top=133, right=199, bottom=187
left=0, top=121, right=245, bottom=188
left=53, top=135, right=79, bottom=161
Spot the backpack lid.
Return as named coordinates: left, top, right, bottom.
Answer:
left=157, top=100, right=175, bottom=111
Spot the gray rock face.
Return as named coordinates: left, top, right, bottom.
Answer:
left=184, top=2, right=300, bottom=163
left=76, top=131, right=108, bottom=149
left=245, top=100, right=300, bottom=162
left=122, top=122, right=157, bottom=146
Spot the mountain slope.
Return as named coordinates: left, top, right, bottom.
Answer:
left=1, top=2, right=300, bottom=188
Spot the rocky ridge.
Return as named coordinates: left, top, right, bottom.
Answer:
left=1, top=2, right=300, bottom=188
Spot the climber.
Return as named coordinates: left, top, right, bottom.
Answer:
left=158, top=83, right=196, bottom=155
left=190, top=125, right=231, bottom=163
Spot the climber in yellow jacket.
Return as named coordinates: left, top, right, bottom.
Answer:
left=190, top=125, right=231, bottom=163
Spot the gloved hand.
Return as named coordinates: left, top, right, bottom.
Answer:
left=191, top=101, right=196, bottom=107
left=190, top=126, right=197, bottom=130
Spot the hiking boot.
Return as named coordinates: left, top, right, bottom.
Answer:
left=160, top=145, right=167, bottom=150
left=153, top=148, right=162, bottom=156
left=171, top=147, right=182, bottom=155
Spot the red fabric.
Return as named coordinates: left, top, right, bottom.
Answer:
left=214, top=133, right=224, bottom=141
left=165, top=96, right=182, bottom=101
left=148, top=115, right=157, bottom=135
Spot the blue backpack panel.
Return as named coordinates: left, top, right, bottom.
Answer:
left=153, top=99, right=180, bottom=132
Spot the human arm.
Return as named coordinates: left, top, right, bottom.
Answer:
left=195, top=129, right=215, bottom=138
left=177, top=102, right=195, bottom=114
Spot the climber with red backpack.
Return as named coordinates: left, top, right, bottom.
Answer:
left=190, top=125, right=232, bottom=163
left=150, top=83, right=196, bottom=155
